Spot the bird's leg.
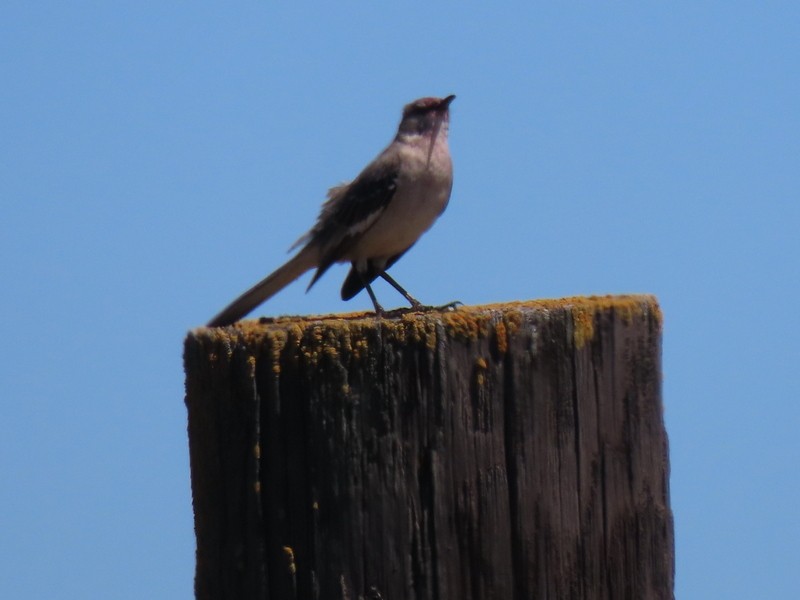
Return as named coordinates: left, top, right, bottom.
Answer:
left=365, top=284, right=385, bottom=315
left=379, top=272, right=423, bottom=310
left=380, top=272, right=462, bottom=313
left=359, top=274, right=385, bottom=316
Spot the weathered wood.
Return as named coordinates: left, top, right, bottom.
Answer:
left=184, top=295, right=672, bottom=600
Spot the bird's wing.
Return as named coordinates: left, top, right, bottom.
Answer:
left=305, top=152, right=400, bottom=289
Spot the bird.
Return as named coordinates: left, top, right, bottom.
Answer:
left=207, top=94, right=456, bottom=327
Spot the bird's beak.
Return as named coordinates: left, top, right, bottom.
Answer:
left=441, top=94, right=456, bottom=109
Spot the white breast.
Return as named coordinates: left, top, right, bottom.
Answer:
left=347, top=140, right=453, bottom=260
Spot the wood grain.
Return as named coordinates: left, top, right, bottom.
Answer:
left=184, top=295, right=673, bottom=599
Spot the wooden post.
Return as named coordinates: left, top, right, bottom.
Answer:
left=184, top=295, right=673, bottom=600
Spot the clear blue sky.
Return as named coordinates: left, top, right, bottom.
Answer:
left=2, top=3, right=798, bottom=598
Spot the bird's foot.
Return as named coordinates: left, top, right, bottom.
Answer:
left=416, top=300, right=462, bottom=312
left=383, top=300, right=462, bottom=316
left=437, top=300, right=463, bottom=312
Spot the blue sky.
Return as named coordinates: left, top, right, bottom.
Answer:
left=2, top=3, right=798, bottom=598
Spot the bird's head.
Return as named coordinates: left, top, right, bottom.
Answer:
left=397, top=95, right=456, bottom=138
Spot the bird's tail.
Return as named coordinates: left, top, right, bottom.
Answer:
left=207, top=245, right=317, bottom=327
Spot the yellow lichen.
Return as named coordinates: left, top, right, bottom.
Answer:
left=268, top=329, right=288, bottom=374
left=247, top=354, right=256, bottom=377
left=474, top=356, right=488, bottom=386
left=282, top=546, right=296, bottom=575
left=401, top=315, right=438, bottom=350
left=494, top=319, right=508, bottom=355
left=651, top=300, right=664, bottom=332
left=192, top=295, right=661, bottom=368
left=571, top=306, right=595, bottom=350
left=441, top=311, right=491, bottom=342
left=551, top=295, right=661, bottom=348
left=503, top=309, right=523, bottom=337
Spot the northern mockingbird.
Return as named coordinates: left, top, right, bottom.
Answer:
left=208, top=94, right=455, bottom=327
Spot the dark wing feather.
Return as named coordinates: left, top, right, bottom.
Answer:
left=306, top=154, right=400, bottom=289
left=340, top=249, right=409, bottom=301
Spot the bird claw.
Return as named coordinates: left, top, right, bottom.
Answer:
left=382, top=300, right=464, bottom=317
left=411, top=300, right=462, bottom=312
left=409, top=300, right=424, bottom=311
left=437, top=300, right=463, bottom=312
